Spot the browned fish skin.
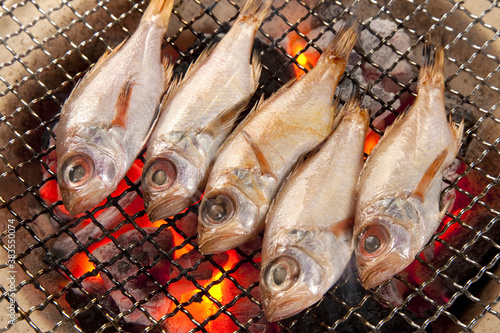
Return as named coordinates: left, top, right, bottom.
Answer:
left=353, top=41, right=464, bottom=289
left=141, top=0, right=272, bottom=222
left=197, top=23, right=358, bottom=254
left=260, top=95, right=369, bottom=322
left=56, top=0, right=174, bottom=216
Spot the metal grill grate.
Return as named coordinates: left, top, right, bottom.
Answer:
left=0, top=0, right=499, bottom=332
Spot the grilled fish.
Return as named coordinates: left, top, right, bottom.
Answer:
left=353, top=41, right=464, bottom=289
left=56, top=0, right=174, bottom=216
left=197, top=23, right=358, bottom=254
left=260, top=95, right=369, bottom=322
left=141, top=0, right=272, bottom=221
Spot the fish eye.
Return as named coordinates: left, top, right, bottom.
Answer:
left=358, top=224, right=389, bottom=258
left=201, top=194, right=234, bottom=225
left=272, top=266, right=288, bottom=285
left=364, top=235, right=381, bottom=254
left=152, top=169, right=167, bottom=185
left=143, top=158, right=176, bottom=190
left=264, top=256, right=300, bottom=291
left=61, top=154, right=94, bottom=188
left=69, top=164, right=85, bottom=183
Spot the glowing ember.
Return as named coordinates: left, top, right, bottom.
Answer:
left=287, top=32, right=320, bottom=77
left=364, top=129, right=380, bottom=156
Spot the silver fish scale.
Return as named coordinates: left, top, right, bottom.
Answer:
left=0, top=0, right=499, bottom=332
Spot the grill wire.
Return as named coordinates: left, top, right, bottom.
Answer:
left=0, top=0, right=499, bottom=332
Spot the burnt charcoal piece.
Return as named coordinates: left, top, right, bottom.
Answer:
left=66, top=277, right=119, bottom=333
left=46, top=190, right=141, bottom=263
left=92, top=227, right=173, bottom=327
left=175, top=211, right=199, bottom=238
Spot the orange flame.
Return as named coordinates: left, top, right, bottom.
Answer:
left=364, top=129, right=380, bottom=156
left=288, top=32, right=320, bottom=77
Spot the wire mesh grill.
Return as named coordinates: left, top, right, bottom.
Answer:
left=0, top=0, right=499, bottom=332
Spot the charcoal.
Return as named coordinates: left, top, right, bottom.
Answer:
left=175, top=212, right=198, bottom=238
left=359, top=18, right=415, bottom=95
left=171, top=250, right=229, bottom=280
left=66, top=277, right=119, bottom=333
left=92, top=227, right=173, bottom=326
left=46, top=189, right=141, bottom=262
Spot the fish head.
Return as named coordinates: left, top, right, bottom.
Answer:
left=57, top=128, right=126, bottom=216
left=260, top=228, right=344, bottom=322
left=142, top=151, right=203, bottom=221
left=198, top=168, right=274, bottom=254
left=354, top=197, right=422, bottom=289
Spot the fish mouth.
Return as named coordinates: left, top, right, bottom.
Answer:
left=357, top=253, right=412, bottom=289
left=261, top=282, right=318, bottom=322
left=197, top=186, right=261, bottom=254
left=59, top=181, right=113, bottom=216
left=145, top=189, right=201, bottom=222
left=198, top=230, right=253, bottom=255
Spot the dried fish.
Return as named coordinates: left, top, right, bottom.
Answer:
left=353, top=40, right=464, bottom=289
left=260, top=94, right=369, bottom=322
left=141, top=0, right=272, bottom=221
left=198, top=23, right=358, bottom=254
left=56, top=0, right=174, bottom=215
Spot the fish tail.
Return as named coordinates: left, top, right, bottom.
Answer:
left=142, top=0, right=175, bottom=28
left=320, top=19, right=358, bottom=64
left=237, top=0, right=273, bottom=26
left=419, top=36, right=445, bottom=89
left=451, top=119, right=464, bottom=153
left=342, top=88, right=362, bottom=115
left=341, top=88, right=370, bottom=125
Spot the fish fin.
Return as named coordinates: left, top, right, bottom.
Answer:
left=251, top=50, right=262, bottom=91
left=230, top=76, right=296, bottom=141
left=112, top=78, right=135, bottom=129
left=332, top=88, right=369, bottom=132
left=94, top=39, right=127, bottom=69
left=160, top=74, right=182, bottom=106
left=73, top=39, right=127, bottom=91
left=200, top=97, right=250, bottom=137
left=438, top=195, right=453, bottom=221
left=237, top=0, right=273, bottom=26
left=411, top=148, right=449, bottom=202
left=241, top=129, right=277, bottom=181
left=451, top=118, right=464, bottom=152
left=419, top=36, right=445, bottom=89
left=142, top=0, right=175, bottom=28
left=342, top=87, right=370, bottom=121
left=230, top=93, right=266, bottom=135
left=342, top=87, right=362, bottom=114
left=329, top=217, right=354, bottom=238
left=379, top=105, right=410, bottom=139
left=183, top=44, right=217, bottom=79
left=162, top=57, right=174, bottom=91
left=318, top=19, right=357, bottom=65
left=329, top=96, right=343, bottom=131
left=255, top=77, right=296, bottom=112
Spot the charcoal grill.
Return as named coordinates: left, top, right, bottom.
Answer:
left=1, top=0, right=499, bottom=332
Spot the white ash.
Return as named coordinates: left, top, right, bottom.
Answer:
left=92, top=228, right=173, bottom=326
left=440, top=158, right=462, bottom=214
left=337, top=65, right=401, bottom=119
left=359, top=18, right=415, bottom=94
